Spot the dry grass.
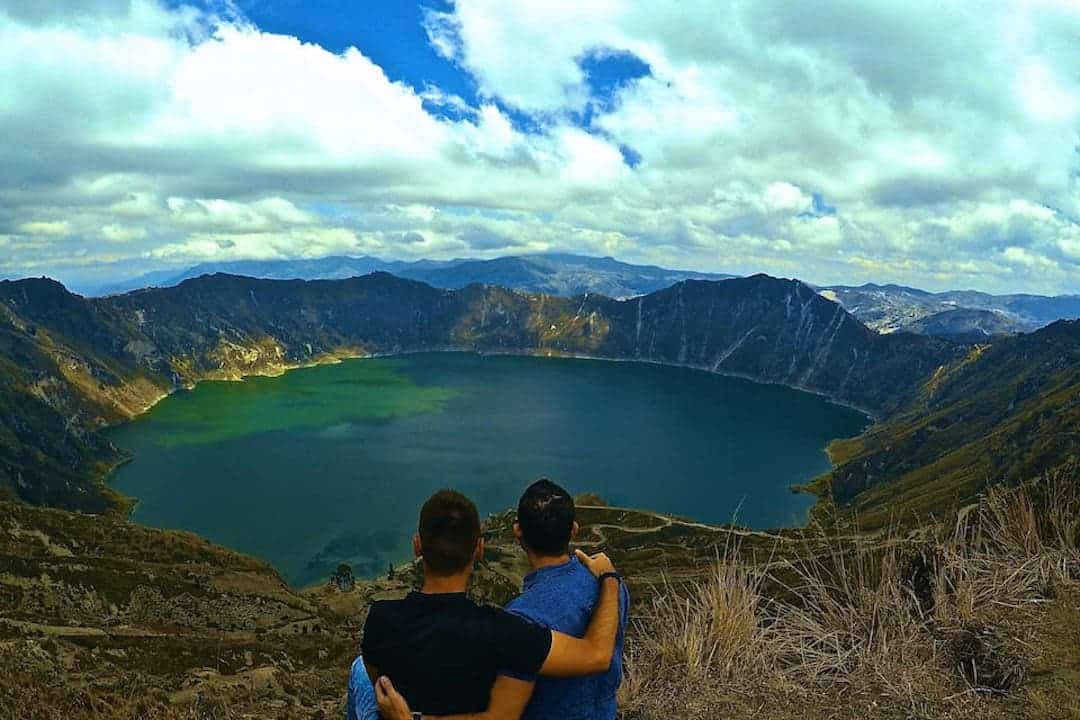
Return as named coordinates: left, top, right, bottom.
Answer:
left=0, top=679, right=232, bottom=720
left=631, top=537, right=772, bottom=685
left=620, top=460, right=1080, bottom=719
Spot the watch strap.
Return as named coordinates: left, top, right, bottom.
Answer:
left=598, top=571, right=621, bottom=583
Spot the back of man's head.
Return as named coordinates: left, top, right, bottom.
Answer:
left=517, top=478, right=575, bottom=557
left=418, top=489, right=481, bottom=576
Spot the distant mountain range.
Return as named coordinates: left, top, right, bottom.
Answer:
left=818, top=283, right=1080, bottom=337
left=90, top=253, right=735, bottom=300
left=87, top=253, right=1080, bottom=338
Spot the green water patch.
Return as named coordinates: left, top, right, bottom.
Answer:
left=128, top=359, right=457, bottom=447
left=108, top=353, right=870, bottom=586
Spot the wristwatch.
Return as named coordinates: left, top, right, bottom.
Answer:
left=412, top=712, right=422, bottom=720
left=598, top=571, right=621, bottom=583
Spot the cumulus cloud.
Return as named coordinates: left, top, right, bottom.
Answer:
left=18, top=221, right=71, bottom=236
left=101, top=224, right=147, bottom=243
left=0, top=0, right=1078, bottom=294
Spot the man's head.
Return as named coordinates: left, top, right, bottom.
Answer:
left=515, top=478, right=578, bottom=558
left=414, top=489, right=482, bottom=577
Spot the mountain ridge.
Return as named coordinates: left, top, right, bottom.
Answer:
left=1, top=271, right=959, bottom=511
left=70, top=252, right=1080, bottom=338
left=85, top=252, right=736, bottom=299
left=825, top=317, right=1080, bottom=526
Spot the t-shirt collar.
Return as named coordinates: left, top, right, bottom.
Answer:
left=407, top=590, right=471, bottom=602
left=522, top=555, right=578, bottom=590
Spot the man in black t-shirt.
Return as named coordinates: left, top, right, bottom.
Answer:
left=358, top=489, right=622, bottom=719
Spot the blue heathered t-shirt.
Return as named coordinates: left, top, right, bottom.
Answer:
left=506, top=556, right=630, bottom=720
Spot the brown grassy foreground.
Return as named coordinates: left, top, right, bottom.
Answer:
left=2, top=464, right=1077, bottom=719
left=619, top=462, right=1080, bottom=719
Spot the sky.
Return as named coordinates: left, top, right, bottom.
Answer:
left=1, top=0, right=1078, bottom=294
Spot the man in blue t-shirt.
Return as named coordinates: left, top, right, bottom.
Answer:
left=503, top=479, right=630, bottom=720
left=364, top=480, right=629, bottom=720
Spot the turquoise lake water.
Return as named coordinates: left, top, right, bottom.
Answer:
left=108, top=353, right=869, bottom=585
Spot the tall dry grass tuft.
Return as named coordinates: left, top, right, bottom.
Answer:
left=619, top=537, right=779, bottom=716
left=621, top=460, right=1080, bottom=719
left=935, top=460, right=1080, bottom=624
left=636, top=539, right=771, bottom=682
left=766, top=536, right=929, bottom=682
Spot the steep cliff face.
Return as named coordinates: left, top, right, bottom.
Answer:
left=828, top=319, right=1080, bottom=526
left=0, top=280, right=171, bottom=510
left=105, top=272, right=959, bottom=414
left=564, top=275, right=958, bottom=412
left=2, top=272, right=960, bottom=511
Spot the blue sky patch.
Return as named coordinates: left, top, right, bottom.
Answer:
left=216, top=0, right=477, bottom=107
left=579, top=48, right=652, bottom=113
left=800, top=193, right=838, bottom=218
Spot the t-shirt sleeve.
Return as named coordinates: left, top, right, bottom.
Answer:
left=360, top=602, right=385, bottom=665
left=487, top=606, right=551, bottom=682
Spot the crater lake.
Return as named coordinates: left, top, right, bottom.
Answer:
left=108, top=352, right=869, bottom=586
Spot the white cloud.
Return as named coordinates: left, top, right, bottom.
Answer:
left=763, top=183, right=811, bottom=213
left=110, top=192, right=162, bottom=218
left=150, top=226, right=363, bottom=262
left=19, top=221, right=71, bottom=236
left=165, top=197, right=318, bottom=232
left=0, top=0, right=1078, bottom=294
left=101, top=224, right=147, bottom=243
left=1016, top=61, right=1078, bottom=124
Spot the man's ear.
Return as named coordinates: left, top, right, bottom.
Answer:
left=570, top=521, right=579, bottom=543
left=513, top=522, right=523, bottom=542
left=412, top=532, right=422, bottom=559
left=474, top=537, right=485, bottom=563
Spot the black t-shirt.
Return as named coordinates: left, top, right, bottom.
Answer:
left=361, top=591, right=552, bottom=716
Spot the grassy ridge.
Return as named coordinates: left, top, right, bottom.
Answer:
left=826, top=319, right=1080, bottom=529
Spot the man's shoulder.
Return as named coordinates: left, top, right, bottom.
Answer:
left=477, top=599, right=529, bottom=623
left=509, top=561, right=598, bottom=618
left=363, top=596, right=416, bottom=631
left=366, top=597, right=401, bottom=617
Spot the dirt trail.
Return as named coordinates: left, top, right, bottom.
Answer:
left=575, top=504, right=794, bottom=547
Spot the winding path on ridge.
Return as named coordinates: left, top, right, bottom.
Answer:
left=575, top=504, right=793, bottom=548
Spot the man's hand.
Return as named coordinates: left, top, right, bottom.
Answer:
left=574, top=548, right=616, bottom=578
left=374, top=676, right=413, bottom=720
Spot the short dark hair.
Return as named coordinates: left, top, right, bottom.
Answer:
left=419, top=489, right=481, bottom=576
left=517, top=478, right=575, bottom=557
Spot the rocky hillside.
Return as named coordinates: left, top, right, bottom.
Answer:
left=0, top=272, right=960, bottom=511
left=0, top=499, right=358, bottom=719
left=906, top=307, right=1022, bottom=342
left=0, top=495, right=780, bottom=719
left=821, top=282, right=1080, bottom=335
left=826, top=318, right=1080, bottom=528
left=4, top=477, right=1078, bottom=720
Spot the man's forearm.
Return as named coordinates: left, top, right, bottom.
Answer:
left=539, top=551, right=622, bottom=676
left=582, top=576, right=621, bottom=670
left=414, top=675, right=534, bottom=720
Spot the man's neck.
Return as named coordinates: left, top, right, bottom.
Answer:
left=420, top=568, right=470, bottom=594
left=528, top=552, right=571, bottom=571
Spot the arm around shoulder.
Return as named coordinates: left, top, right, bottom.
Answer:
left=539, top=551, right=622, bottom=677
